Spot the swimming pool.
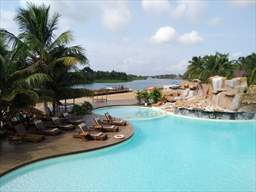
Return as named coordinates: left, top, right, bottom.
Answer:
left=0, top=106, right=255, bottom=191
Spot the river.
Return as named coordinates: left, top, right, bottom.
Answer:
left=74, top=78, right=180, bottom=90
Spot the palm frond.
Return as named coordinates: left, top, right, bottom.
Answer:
left=24, top=73, right=51, bottom=87
left=1, top=88, right=39, bottom=102
left=49, top=31, right=72, bottom=49
left=63, top=45, right=88, bottom=64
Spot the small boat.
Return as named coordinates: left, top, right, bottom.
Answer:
left=163, top=84, right=180, bottom=90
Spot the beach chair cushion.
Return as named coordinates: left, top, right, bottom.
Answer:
left=63, top=113, right=69, bottom=118
left=34, top=120, right=45, bottom=129
left=14, top=124, right=45, bottom=142
left=34, top=120, right=61, bottom=135
left=51, top=117, right=75, bottom=130
left=104, top=113, right=127, bottom=126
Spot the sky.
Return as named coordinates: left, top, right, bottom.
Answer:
left=0, top=0, right=256, bottom=75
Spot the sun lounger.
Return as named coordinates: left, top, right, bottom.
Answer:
left=51, top=117, right=75, bottom=131
left=62, top=112, right=84, bottom=125
left=14, top=124, right=45, bottom=143
left=103, top=112, right=127, bottom=126
left=73, top=123, right=107, bottom=141
left=34, top=120, right=62, bottom=136
left=93, top=118, right=119, bottom=132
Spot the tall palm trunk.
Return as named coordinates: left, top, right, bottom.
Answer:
left=52, top=98, right=58, bottom=116
left=43, top=101, right=49, bottom=116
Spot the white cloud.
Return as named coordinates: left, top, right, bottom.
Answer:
left=150, top=27, right=204, bottom=46
left=21, top=0, right=133, bottom=33
left=19, top=0, right=98, bottom=34
left=172, top=0, right=207, bottom=20
left=20, top=1, right=133, bottom=33
left=231, top=0, right=256, bottom=7
left=141, top=0, right=171, bottom=14
left=0, top=10, right=18, bottom=34
left=209, top=17, right=222, bottom=26
left=102, top=1, right=132, bottom=32
left=20, top=0, right=96, bottom=20
left=178, top=31, right=203, bottom=45
left=20, top=0, right=50, bottom=7
left=151, top=26, right=177, bottom=44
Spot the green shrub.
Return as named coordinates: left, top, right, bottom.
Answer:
left=71, top=101, right=93, bottom=115
left=149, top=88, right=162, bottom=104
left=81, top=101, right=93, bottom=112
left=136, top=90, right=149, bottom=104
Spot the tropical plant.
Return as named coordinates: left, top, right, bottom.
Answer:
left=149, top=88, right=162, bottom=103
left=136, top=90, right=150, bottom=104
left=184, top=52, right=234, bottom=82
left=71, top=101, right=92, bottom=115
left=136, top=91, right=143, bottom=104
left=0, top=32, right=48, bottom=126
left=236, top=53, right=256, bottom=85
left=14, top=3, right=89, bottom=114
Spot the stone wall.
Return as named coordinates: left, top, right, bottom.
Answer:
left=162, top=76, right=256, bottom=113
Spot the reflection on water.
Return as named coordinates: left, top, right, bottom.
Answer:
left=74, top=78, right=180, bottom=90
left=94, top=106, right=166, bottom=120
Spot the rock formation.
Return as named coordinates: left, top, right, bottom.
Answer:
left=162, top=76, right=255, bottom=113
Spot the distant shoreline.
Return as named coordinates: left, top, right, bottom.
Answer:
left=91, top=77, right=180, bottom=84
left=93, top=79, right=141, bottom=83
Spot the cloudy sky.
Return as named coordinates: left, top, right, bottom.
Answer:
left=0, top=0, right=255, bottom=75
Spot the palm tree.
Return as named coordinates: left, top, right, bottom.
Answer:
left=0, top=31, right=48, bottom=125
left=236, top=53, right=256, bottom=85
left=183, top=56, right=204, bottom=80
left=15, top=3, right=89, bottom=114
left=184, top=53, right=234, bottom=82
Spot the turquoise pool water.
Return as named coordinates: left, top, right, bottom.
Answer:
left=0, top=106, right=255, bottom=191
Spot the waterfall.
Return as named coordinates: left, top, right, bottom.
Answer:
left=226, top=78, right=240, bottom=89
left=212, top=76, right=224, bottom=92
left=231, top=94, right=241, bottom=111
left=226, top=79, right=235, bottom=88
left=212, top=93, right=220, bottom=107
left=187, top=90, right=195, bottom=98
left=181, top=89, right=190, bottom=98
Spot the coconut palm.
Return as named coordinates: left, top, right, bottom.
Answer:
left=0, top=31, right=48, bottom=125
left=183, top=56, right=204, bottom=80
left=184, top=53, right=234, bottom=82
left=14, top=3, right=89, bottom=114
left=236, top=53, right=256, bottom=85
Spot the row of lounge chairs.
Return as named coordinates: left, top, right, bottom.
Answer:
left=9, top=112, right=127, bottom=143
left=73, top=123, right=108, bottom=141
left=73, top=113, right=128, bottom=141
left=9, top=113, right=83, bottom=143
left=103, top=112, right=127, bottom=126
left=73, top=118, right=121, bottom=141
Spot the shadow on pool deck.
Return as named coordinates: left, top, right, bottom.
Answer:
left=0, top=113, right=134, bottom=176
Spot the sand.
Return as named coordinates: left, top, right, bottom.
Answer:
left=36, top=92, right=137, bottom=112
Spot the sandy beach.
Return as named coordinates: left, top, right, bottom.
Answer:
left=36, top=92, right=138, bottom=112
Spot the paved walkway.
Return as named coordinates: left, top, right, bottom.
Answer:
left=0, top=113, right=133, bottom=176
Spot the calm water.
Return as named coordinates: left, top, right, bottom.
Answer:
left=0, top=106, right=255, bottom=192
left=74, top=78, right=180, bottom=90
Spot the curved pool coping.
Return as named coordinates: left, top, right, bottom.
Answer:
left=95, top=105, right=168, bottom=121
left=0, top=114, right=134, bottom=177
left=1, top=104, right=255, bottom=177
left=156, top=108, right=256, bottom=123
left=96, top=104, right=256, bottom=123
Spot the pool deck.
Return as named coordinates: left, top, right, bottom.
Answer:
left=0, top=113, right=134, bottom=176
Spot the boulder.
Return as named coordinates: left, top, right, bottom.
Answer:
left=209, top=76, right=226, bottom=94
left=241, top=85, right=256, bottom=104
left=225, top=77, right=247, bottom=90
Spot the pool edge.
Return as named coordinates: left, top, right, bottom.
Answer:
left=0, top=125, right=134, bottom=178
